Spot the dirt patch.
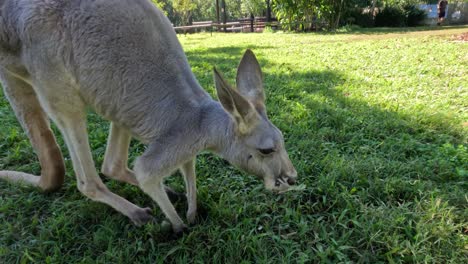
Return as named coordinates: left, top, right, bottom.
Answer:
left=341, top=27, right=468, bottom=42
left=451, top=32, right=468, bottom=42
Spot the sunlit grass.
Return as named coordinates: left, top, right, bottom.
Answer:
left=1, top=27, right=467, bottom=263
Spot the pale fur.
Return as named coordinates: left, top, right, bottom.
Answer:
left=0, top=0, right=297, bottom=233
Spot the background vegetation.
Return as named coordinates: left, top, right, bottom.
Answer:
left=151, top=0, right=460, bottom=29
left=1, top=27, right=467, bottom=263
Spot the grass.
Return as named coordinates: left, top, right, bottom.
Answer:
left=1, top=27, right=467, bottom=263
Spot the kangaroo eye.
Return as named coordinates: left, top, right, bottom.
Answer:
left=258, top=148, right=275, bottom=155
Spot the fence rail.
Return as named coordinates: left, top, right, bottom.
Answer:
left=173, top=17, right=279, bottom=34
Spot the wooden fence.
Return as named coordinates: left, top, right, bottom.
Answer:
left=173, top=17, right=279, bottom=34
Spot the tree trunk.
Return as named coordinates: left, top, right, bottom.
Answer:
left=221, top=0, right=227, bottom=32
left=266, top=0, right=271, bottom=22
left=250, top=13, right=254, bottom=32
left=333, top=0, right=344, bottom=30
left=216, top=0, right=220, bottom=26
left=370, top=0, right=377, bottom=26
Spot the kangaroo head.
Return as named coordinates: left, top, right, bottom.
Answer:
left=213, top=49, right=297, bottom=192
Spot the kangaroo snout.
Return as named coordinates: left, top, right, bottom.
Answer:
left=287, top=175, right=297, bottom=185
left=265, top=168, right=298, bottom=193
left=277, top=169, right=297, bottom=185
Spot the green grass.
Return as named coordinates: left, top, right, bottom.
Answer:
left=1, top=27, right=467, bottom=263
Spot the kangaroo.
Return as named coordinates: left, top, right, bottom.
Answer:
left=0, top=0, right=297, bottom=233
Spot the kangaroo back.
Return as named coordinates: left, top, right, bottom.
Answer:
left=1, top=0, right=209, bottom=141
left=0, top=0, right=21, bottom=68
left=0, top=0, right=298, bottom=235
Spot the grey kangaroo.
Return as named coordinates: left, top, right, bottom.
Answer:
left=0, top=0, right=297, bottom=233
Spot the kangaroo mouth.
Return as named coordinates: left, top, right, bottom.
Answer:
left=275, top=174, right=296, bottom=187
left=264, top=174, right=297, bottom=193
left=263, top=171, right=298, bottom=192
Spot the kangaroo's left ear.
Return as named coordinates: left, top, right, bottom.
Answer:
left=214, top=67, right=259, bottom=134
left=236, top=49, right=265, bottom=114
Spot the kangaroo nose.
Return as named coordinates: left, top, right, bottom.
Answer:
left=287, top=177, right=296, bottom=185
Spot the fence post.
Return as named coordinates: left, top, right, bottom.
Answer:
left=250, top=13, right=254, bottom=32
left=221, top=0, right=227, bottom=32
left=216, top=0, right=220, bottom=28
left=266, top=0, right=271, bottom=22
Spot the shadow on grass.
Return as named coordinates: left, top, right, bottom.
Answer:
left=180, top=45, right=467, bottom=262
left=185, top=44, right=466, bottom=209
left=330, top=25, right=468, bottom=35
left=185, top=45, right=273, bottom=70
left=0, top=41, right=466, bottom=262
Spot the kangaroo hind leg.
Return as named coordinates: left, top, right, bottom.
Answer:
left=181, top=159, right=197, bottom=225
left=101, top=123, right=184, bottom=201
left=0, top=71, right=65, bottom=192
left=101, top=122, right=139, bottom=185
left=41, top=94, right=152, bottom=226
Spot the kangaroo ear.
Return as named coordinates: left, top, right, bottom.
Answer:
left=236, top=49, right=265, bottom=113
left=214, top=67, right=258, bottom=134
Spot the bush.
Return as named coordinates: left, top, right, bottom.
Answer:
left=345, top=8, right=375, bottom=28
left=375, top=6, right=406, bottom=27
left=404, top=4, right=427, bottom=27
left=336, top=24, right=362, bottom=33
left=375, top=5, right=427, bottom=27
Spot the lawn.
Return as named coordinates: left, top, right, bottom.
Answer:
left=1, top=27, right=467, bottom=263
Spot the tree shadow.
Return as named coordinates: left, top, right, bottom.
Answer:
left=319, top=25, right=468, bottom=35
left=180, top=46, right=467, bottom=261
left=184, top=45, right=273, bottom=69
left=0, top=39, right=466, bottom=262
left=185, top=45, right=466, bottom=210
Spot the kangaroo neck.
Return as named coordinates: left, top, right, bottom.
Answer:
left=200, top=101, right=236, bottom=154
left=120, top=77, right=209, bottom=143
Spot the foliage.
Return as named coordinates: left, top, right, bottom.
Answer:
left=345, top=8, right=375, bottom=27
left=272, top=0, right=319, bottom=31
left=374, top=4, right=427, bottom=27
left=192, top=0, right=216, bottom=22
left=262, top=25, right=276, bottom=33
left=272, top=0, right=373, bottom=31
left=404, top=4, right=427, bottom=26
left=375, top=5, right=407, bottom=26
left=151, top=0, right=431, bottom=29
left=151, top=0, right=177, bottom=23
left=241, top=0, right=266, bottom=16
left=1, top=27, right=467, bottom=263
left=184, top=0, right=268, bottom=23
left=172, top=0, right=197, bottom=25
left=270, top=0, right=431, bottom=30
left=151, top=0, right=167, bottom=14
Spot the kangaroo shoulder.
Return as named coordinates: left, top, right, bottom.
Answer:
left=0, top=0, right=20, bottom=52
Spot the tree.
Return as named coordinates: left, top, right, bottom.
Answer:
left=172, top=0, right=197, bottom=25
left=151, top=0, right=177, bottom=23
left=242, top=0, right=266, bottom=17
left=272, top=0, right=319, bottom=31
left=324, top=0, right=372, bottom=29
left=266, top=0, right=272, bottom=21
left=151, top=0, right=167, bottom=13
left=272, top=0, right=373, bottom=31
left=152, top=0, right=271, bottom=24
left=192, top=0, right=217, bottom=21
